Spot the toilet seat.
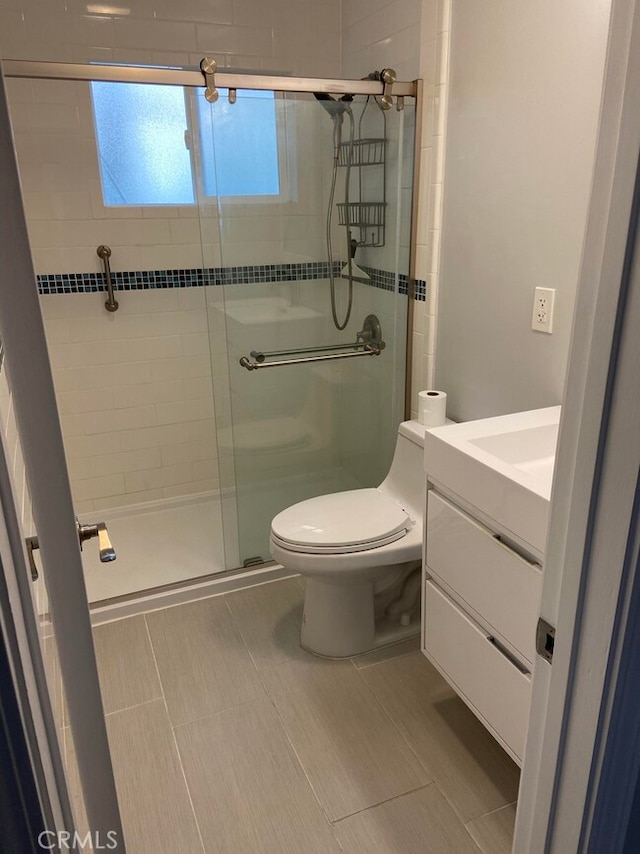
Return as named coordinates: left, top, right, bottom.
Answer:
left=271, top=488, right=412, bottom=555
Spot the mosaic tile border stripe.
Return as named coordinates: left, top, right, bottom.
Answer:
left=37, top=262, right=426, bottom=301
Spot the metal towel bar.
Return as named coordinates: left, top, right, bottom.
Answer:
left=250, top=339, right=372, bottom=362
left=97, top=244, right=119, bottom=312
left=240, top=345, right=381, bottom=370
left=240, top=312, right=385, bottom=371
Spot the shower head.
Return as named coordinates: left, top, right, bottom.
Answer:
left=314, top=92, right=353, bottom=119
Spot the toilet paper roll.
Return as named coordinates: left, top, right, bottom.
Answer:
left=418, top=390, right=447, bottom=427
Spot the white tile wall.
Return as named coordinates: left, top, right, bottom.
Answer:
left=1, top=0, right=343, bottom=280
left=3, top=0, right=429, bottom=514
left=40, top=288, right=221, bottom=510
left=0, top=362, right=43, bottom=613
left=341, top=0, right=449, bottom=415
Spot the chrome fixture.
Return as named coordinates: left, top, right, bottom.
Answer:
left=317, top=85, right=388, bottom=329
left=317, top=91, right=356, bottom=329
left=77, top=519, right=116, bottom=562
left=200, top=57, right=219, bottom=103
left=96, top=245, right=118, bottom=312
left=240, top=348, right=380, bottom=370
left=240, top=314, right=385, bottom=370
left=380, top=68, right=397, bottom=110
left=25, top=518, right=115, bottom=580
left=3, top=60, right=417, bottom=101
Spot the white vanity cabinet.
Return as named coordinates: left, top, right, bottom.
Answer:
left=421, top=488, right=543, bottom=765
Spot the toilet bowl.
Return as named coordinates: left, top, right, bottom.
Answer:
left=270, top=420, right=427, bottom=657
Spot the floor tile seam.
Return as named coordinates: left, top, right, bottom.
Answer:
left=102, top=694, right=165, bottom=719
left=219, top=586, right=317, bottom=681
left=350, top=645, right=422, bottom=670
left=143, top=597, right=270, bottom=727
left=222, top=573, right=302, bottom=617
left=463, top=820, right=494, bottom=853
left=219, top=590, right=264, bottom=676
left=467, top=799, right=518, bottom=823
left=171, top=687, right=344, bottom=853
left=329, top=781, right=438, bottom=825
left=350, top=660, right=436, bottom=784
left=142, top=615, right=207, bottom=854
left=92, top=617, right=165, bottom=713
left=426, top=780, right=486, bottom=850
left=170, top=693, right=269, bottom=731
left=142, top=613, right=168, bottom=706
left=139, top=586, right=233, bottom=627
left=464, top=797, right=518, bottom=851
left=252, top=660, right=342, bottom=838
left=427, top=763, right=514, bottom=828
left=164, top=702, right=208, bottom=854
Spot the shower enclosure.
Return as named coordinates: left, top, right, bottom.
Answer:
left=3, top=59, right=419, bottom=600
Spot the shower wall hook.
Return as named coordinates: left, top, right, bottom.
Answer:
left=200, top=57, right=219, bottom=103
left=96, top=245, right=119, bottom=312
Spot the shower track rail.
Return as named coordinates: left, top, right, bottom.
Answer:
left=2, top=60, right=417, bottom=99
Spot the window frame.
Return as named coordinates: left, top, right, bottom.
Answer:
left=90, top=76, right=295, bottom=210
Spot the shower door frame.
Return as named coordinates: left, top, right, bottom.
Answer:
left=3, top=58, right=421, bottom=423
left=3, top=59, right=422, bottom=595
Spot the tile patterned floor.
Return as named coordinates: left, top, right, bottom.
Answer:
left=71, top=577, right=519, bottom=853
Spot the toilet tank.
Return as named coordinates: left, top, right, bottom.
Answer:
left=378, top=420, right=427, bottom=519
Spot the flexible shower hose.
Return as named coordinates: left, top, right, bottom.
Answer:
left=326, top=108, right=355, bottom=331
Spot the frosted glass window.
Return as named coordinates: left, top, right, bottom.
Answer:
left=91, top=81, right=281, bottom=206
left=197, top=88, right=280, bottom=197
left=91, top=81, right=194, bottom=205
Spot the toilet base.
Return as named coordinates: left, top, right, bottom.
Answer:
left=300, top=576, right=420, bottom=658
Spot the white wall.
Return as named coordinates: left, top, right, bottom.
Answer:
left=0, top=0, right=345, bottom=511
left=0, top=0, right=341, bottom=74
left=41, top=288, right=219, bottom=513
left=341, top=0, right=451, bottom=414
left=435, top=0, right=612, bottom=421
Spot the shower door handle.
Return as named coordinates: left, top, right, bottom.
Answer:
left=77, top=519, right=116, bottom=562
left=25, top=520, right=116, bottom=579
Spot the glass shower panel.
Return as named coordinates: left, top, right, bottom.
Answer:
left=199, top=89, right=416, bottom=566
left=7, top=74, right=229, bottom=599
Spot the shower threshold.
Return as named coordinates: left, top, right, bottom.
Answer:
left=78, top=492, right=227, bottom=604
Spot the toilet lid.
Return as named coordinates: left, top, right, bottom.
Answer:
left=271, top=489, right=412, bottom=553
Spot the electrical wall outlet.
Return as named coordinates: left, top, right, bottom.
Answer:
left=532, top=287, right=556, bottom=333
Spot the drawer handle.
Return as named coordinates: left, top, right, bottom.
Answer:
left=487, top=636, right=530, bottom=675
left=493, top=533, right=540, bottom=567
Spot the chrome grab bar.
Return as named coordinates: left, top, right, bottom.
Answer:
left=240, top=313, right=385, bottom=371
left=250, top=339, right=372, bottom=363
left=240, top=345, right=381, bottom=370
left=97, top=245, right=119, bottom=312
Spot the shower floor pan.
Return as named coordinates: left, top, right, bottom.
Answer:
left=79, top=492, right=225, bottom=604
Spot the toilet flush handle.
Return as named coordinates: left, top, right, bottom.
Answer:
left=77, top=519, right=116, bottom=563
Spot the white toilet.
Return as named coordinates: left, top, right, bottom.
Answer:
left=270, top=420, right=427, bottom=657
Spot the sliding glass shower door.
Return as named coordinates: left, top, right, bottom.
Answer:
left=198, top=87, right=416, bottom=566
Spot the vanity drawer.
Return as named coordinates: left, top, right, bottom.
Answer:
left=426, top=491, right=542, bottom=664
left=424, top=580, right=531, bottom=764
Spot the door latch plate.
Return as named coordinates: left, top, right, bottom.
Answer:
left=536, top=617, right=556, bottom=664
